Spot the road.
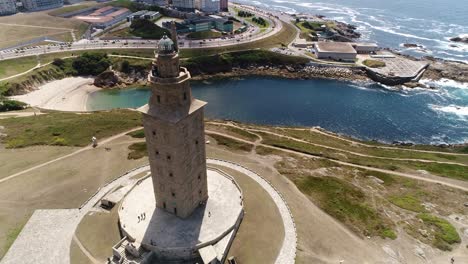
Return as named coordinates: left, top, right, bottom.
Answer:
left=0, top=4, right=283, bottom=62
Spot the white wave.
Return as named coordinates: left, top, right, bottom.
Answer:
left=430, top=104, right=468, bottom=117
left=421, top=79, right=468, bottom=89
left=348, top=84, right=382, bottom=92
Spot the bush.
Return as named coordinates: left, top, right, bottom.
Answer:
left=238, top=10, right=254, bottom=17
left=252, top=17, right=267, bottom=27
left=183, top=50, right=309, bottom=75
left=52, top=58, right=66, bottom=68
left=120, top=60, right=131, bottom=74
left=72, top=52, right=111, bottom=76
left=0, top=99, right=27, bottom=112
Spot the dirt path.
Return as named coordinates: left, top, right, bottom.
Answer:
left=205, top=130, right=468, bottom=192
left=247, top=127, right=468, bottom=166
left=0, top=127, right=142, bottom=184
left=208, top=121, right=468, bottom=157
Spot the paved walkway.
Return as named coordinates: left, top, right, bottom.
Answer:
left=207, top=159, right=297, bottom=264
left=1, top=209, right=81, bottom=264
left=1, top=158, right=297, bottom=264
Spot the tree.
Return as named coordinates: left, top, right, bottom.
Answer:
left=52, top=58, right=66, bottom=68
left=121, top=60, right=131, bottom=73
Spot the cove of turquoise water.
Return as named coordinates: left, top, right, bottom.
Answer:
left=87, top=77, right=468, bottom=145
left=237, top=0, right=468, bottom=62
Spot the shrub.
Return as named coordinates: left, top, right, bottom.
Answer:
left=52, top=58, right=66, bottom=68
left=72, top=52, right=111, bottom=76
left=0, top=99, right=27, bottom=112
left=120, top=60, right=131, bottom=74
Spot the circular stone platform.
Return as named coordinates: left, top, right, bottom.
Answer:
left=118, top=168, right=243, bottom=261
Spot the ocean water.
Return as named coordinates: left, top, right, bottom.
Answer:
left=88, top=78, right=468, bottom=145
left=236, top=0, right=468, bottom=62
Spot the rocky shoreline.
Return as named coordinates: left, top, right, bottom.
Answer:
left=193, top=65, right=369, bottom=82
left=94, top=60, right=467, bottom=91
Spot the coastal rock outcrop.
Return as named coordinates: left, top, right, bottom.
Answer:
left=94, top=70, right=147, bottom=89
left=94, top=71, right=121, bottom=88
left=450, top=36, right=468, bottom=44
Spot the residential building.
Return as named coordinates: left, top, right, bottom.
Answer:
left=220, top=0, right=227, bottom=11
left=172, top=0, right=195, bottom=11
left=0, top=0, right=16, bottom=15
left=197, top=0, right=219, bottom=13
left=64, top=0, right=82, bottom=4
left=166, top=15, right=233, bottom=33
left=20, top=0, right=63, bottom=11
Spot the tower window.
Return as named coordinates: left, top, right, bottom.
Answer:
left=152, top=130, right=156, bottom=136
left=199, top=190, right=202, bottom=195
left=198, top=174, right=201, bottom=180
left=157, top=95, right=161, bottom=103
left=169, top=172, right=173, bottom=177
left=174, top=207, right=177, bottom=215
left=163, top=202, right=166, bottom=209
left=195, top=140, right=198, bottom=145
left=172, top=192, right=176, bottom=197
left=155, top=150, right=159, bottom=156
left=167, top=155, right=171, bottom=160
left=183, top=92, right=187, bottom=101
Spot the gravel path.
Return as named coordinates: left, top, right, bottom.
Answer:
left=207, top=159, right=297, bottom=264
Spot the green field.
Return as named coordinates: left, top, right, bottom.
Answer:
left=294, top=174, right=396, bottom=239
left=0, top=110, right=141, bottom=148
left=186, top=31, right=223, bottom=40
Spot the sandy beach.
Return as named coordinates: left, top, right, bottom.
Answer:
left=11, top=77, right=100, bottom=112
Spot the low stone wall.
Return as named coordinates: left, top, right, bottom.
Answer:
left=365, top=64, right=429, bottom=86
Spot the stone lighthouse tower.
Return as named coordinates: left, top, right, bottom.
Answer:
left=139, top=35, right=208, bottom=219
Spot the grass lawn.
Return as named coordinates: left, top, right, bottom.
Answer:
left=0, top=56, right=38, bottom=79
left=127, top=142, right=147, bottom=160
left=389, top=194, right=426, bottom=212
left=127, top=129, right=145, bottom=138
left=417, top=213, right=461, bottom=250
left=186, top=31, right=223, bottom=40
left=294, top=21, right=319, bottom=41
left=207, top=133, right=254, bottom=152
left=294, top=174, right=395, bottom=239
left=0, top=12, right=88, bottom=49
left=0, top=110, right=142, bottom=148
left=255, top=130, right=468, bottom=180
left=48, top=2, right=100, bottom=16
left=275, top=129, right=468, bottom=164
left=3, top=223, right=24, bottom=255
left=363, top=59, right=386, bottom=68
